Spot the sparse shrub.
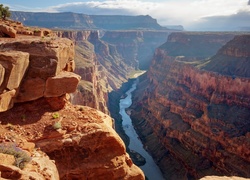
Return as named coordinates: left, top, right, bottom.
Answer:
left=52, top=121, right=62, bottom=130
left=34, top=28, right=40, bottom=33
left=0, top=4, right=11, bottom=20
left=6, top=123, right=14, bottom=130
left=0, top=143, right=31, bottom=169
left=52, top=112, right=59, bottom=119
left=21, top=114, right=26, bottom=122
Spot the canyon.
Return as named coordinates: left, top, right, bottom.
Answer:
left=0, top=20, right=144, bottom=179
left=1, top=13, right=250, bottom=180
left=130, top=32, right=250, bottom=179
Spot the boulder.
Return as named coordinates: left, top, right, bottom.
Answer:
left=0, top=153, right=15, bottom=166
left=44, top=71, right=81, bottom=97
left=0, top=24, right=17, bottom=38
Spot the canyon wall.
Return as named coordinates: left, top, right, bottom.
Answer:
left=55, top=29, right=171, bottom=116
left=11, top=11, right=166, bottom=30
left=55, top=30, right=132, bottom=114
left=131, top=32, right=250, bottom=179
left=0, top=21, right=144, bottom=179
left=102, top=30, right=170, bottom=69
left=56, top=30, right=110, bottom=114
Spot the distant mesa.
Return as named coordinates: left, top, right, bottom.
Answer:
left=10, top=11, right=173, bottom=31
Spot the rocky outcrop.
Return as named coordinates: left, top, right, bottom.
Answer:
left=11, top=11, right=166, bottom=30
left=0, top=98, right=144, bottom=180
left=0, top=24, right=16, bottom=38
left=0, top=36, right=80, bottom=112
left=0, top=19, right=52, bottom=37
left=0, top=129, right=59, bottom=180
left=131, top=33, right=250, bottom=179
left=56, top=30, right=93, bottom=41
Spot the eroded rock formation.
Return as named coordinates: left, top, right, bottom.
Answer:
left=131, top=33, right=250, bottom=179
left=0, top=35, right=79, bottom=112
left=101, top=30, right=170, bottom=69
left=0, top=98, right=144, bottom=180
left=0, top=20, right=144, bottom=179
left=11, top=12, right=165, bottom=30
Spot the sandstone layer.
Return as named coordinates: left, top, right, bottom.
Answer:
left=131, top=33, right=250, bottom=179
left=101, top=30, right=170, bottom=70
left=0, top=35, right=80, bottom=112
left=0, top=98, right=144, bottom=180
left=0, top=21, right=144, bottom=179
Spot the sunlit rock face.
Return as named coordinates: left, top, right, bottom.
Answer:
left=0, top=36, right=80, bottom=112
left=130, top=32, right=250, bottom=179
left=0, top=21, right=145, bottom=179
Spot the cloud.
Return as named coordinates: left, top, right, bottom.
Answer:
left=190, top=9, right=250, bottom=31
left=46, top=0, right=249, bottom=30
left=47, top=1, right=159, bottom=15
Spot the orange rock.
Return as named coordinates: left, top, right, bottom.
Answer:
left=44, top=71, right=81, bottom=97
left=0, top=24, right=17, bottom=38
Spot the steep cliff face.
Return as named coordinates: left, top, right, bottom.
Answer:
left=131, top=33, right=250, bottom=179
left=0, top=21, right=144, bottom=179
left=201, top=35, right=250, bottom=77
left=11, top=12, right=95, bottom=29
left=91, top=15, right=164, bottom=30
left=11, top=11, right=165, bottom=30
left=55, top=30, right=132, bottom=114
left=101, top=30, right=170, bottom=69
left=159, top=32, right=236, bottom=60
left=55, top=30, right=110, bottom=113
left=0, top=33, right=79, bottom=112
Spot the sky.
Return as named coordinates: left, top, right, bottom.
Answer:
left=1, top=0, right=250, bottom=31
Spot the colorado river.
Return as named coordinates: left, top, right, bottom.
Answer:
left=119, top=79, right=165, bottom=180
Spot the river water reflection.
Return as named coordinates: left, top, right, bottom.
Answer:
left=119, top=79, right=165, bottom=180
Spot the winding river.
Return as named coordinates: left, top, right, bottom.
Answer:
left=119, top=79, right=165, bottom=180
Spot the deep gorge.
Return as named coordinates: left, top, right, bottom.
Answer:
left=57, top=29, right=250, bottom=179
left=130, top=33, right=250, bottom=179
left=1, top=14, right=250, bottom=179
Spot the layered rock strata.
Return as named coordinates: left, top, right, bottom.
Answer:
left=55, top=30, right=119, bottom=114
left=0, top=36, right=80, bottom=112
left=11, top=12, right=165, bottom=30
left=131, top=33, right=250, bottom=179
left=101, top=30, right=170, bottom=69
left=0, top=21, right=144, bottom=179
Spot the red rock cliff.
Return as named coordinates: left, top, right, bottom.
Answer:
left=0, top=21, right=144, bottom=179
left=131, top=33, right=250, bottom=179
